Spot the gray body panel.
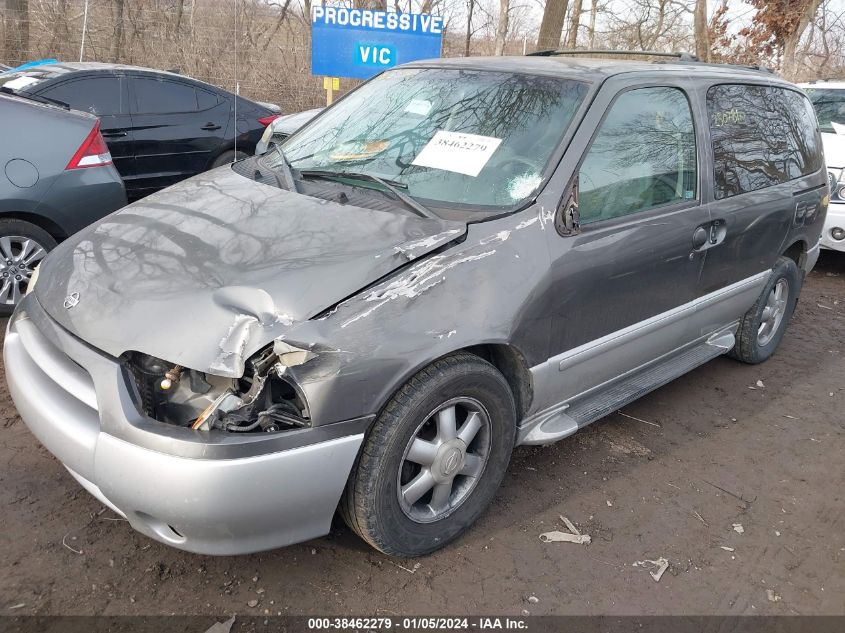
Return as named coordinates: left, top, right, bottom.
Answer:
left=3, top=56, right=828, bottom=554
left=0, top=94, right=127, bottom=237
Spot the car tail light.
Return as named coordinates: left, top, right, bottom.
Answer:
left=65, top=121, right=113, bottom=170
left=258, top=114, right=281, bottom=127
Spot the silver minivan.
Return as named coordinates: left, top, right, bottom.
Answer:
left=5, top=54, right=827, bottom=557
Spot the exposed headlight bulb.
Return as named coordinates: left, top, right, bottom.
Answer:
left=160, top=365, right=183, bottom=390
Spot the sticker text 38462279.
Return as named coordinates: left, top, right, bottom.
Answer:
left=412, top=130, right=503, bottom=177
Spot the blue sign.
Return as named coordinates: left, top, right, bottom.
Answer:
left=311, top=7, right=443, bottom=80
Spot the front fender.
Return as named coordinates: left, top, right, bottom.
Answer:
left=279, top=205, right=556, bottom=426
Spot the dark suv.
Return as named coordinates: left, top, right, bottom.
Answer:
left=0, top=62, right=278, bottom=198
left=5, top=54, right=827, bottom=557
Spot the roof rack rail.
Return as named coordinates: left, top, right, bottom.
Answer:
left=670, top=60, right=775, bottom=74
left=743, top=64, right=775, bottom=74
left=527, top=49, right=700, bottom=62
left=526, top=49, right=778, bottom=74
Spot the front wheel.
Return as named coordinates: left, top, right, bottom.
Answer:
left=729, top=256, right=802, bottom=364
left=341, top=353, right=516, bottom=556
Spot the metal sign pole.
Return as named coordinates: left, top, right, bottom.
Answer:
left=79, top=0, right=89, bottom=62
left=323, top=77, right=339, bottom=106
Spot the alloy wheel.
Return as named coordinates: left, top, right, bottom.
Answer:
left=757, top=278, right=789, bottom=346
left=0, top=235, right=46, bottom=307
left=397, top=397, right=492, bottom=523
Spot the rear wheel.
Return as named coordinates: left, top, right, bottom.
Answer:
left=729, top=256, right=801, bottom=364
left=341, top=353, right=516, bottom=556
left=0, top=219, right=55, bottom=316
left=210, top=150, right=249, bottom=169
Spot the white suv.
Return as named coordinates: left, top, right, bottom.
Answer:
left=802, top=81, right=845, bottom=251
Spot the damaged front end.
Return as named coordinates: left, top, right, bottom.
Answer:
left=125, top=340, right=315, bottom=434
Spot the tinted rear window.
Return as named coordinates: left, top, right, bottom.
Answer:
left=38, top=77, right=124, bottom=115
left=707, top=84, right=823, bottom=199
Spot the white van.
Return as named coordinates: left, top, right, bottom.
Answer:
left=802, top=80, right=845, bottom=251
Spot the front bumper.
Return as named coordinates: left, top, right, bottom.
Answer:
left=820, top=201, right=845, bottom=252
left=3, top=295, right=365, bottom=555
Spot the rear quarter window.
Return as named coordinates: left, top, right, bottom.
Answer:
left=196, top=88, right=219, bottom=110
left=133, top=77, right=200, bottom=114
left=707, top=84, right=823, bottom=199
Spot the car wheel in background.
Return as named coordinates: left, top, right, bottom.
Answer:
left=729, top=256, right=802, bottom=364
left=210, top=150, right=249, bottom=169
left=0, top=219, right=56, bottom=316
left=341, top=352, right=516, bottom=556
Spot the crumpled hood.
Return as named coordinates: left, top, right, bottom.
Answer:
left=35, top=167, right=465, bottom=376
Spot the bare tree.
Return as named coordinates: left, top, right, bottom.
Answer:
left=4, top=0, right=29, bottom=64
left=801, top=2, right=845, bottom=77
left=175, top=0, right=186, bottom=34
left=726, top=0, right=826, bottom=78
left=603, top=0, right=692, bottom=52
left=494, top=0, right=509, bottom=55
left=782, top=0, right=824, bottom=78
left=693, top=0, right=709, bottom=61
left=111, top=0, right=125, bottom=62
left=537, top=0, right=569, bottom=51
left=566, top=0, right=583, bottom=48
left=465, top=0, right=477, bottom=55
left=588, top=0, right=598, bottom=47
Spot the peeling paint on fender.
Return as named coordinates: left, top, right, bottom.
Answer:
left=340, top=250, right=497, bottom=328
left=393, top=229, right=464, bottom=260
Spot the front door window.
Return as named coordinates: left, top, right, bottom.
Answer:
left=578, top=87, right=697, bottom=224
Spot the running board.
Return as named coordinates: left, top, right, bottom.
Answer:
left=517, top=329, right=735, bottom=446
left=566, top=334, right=731, bottom=426
left=518, top=402, right=579, bottom=445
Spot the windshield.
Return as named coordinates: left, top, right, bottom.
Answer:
left=269, top=68, right=588, bottom=210
left=805, top=88, right=845, bottom=133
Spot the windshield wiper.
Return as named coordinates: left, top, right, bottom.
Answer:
left=298, top=169, right=437, bottom=219
left=273, top=147, right=298, bottom=192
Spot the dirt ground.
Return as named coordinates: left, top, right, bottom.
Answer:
left=1, top=253, right=843, bottom=618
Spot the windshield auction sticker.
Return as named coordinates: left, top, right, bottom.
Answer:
left=412, top=131, right=503, bottom=177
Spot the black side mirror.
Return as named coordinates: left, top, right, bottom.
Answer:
left=555, top=177, right=580, bottom=237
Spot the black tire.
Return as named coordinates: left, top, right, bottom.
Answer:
left=729, top=256, right=801, bottom=364
left=210, top=150, right=249, bottom=169
left=341, top=353, right=516, bottom=556
left=0, top=219, right=57, bottom=316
